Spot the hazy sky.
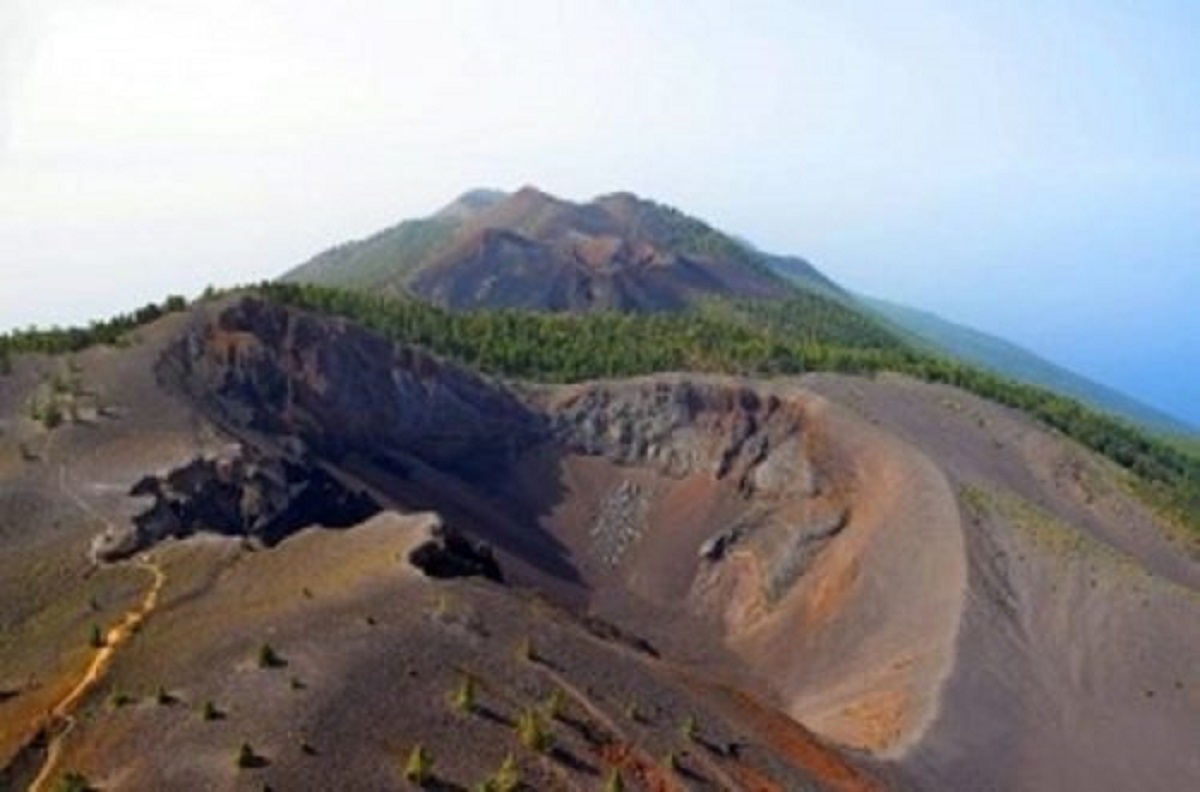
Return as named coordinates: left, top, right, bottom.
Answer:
left=2, top=1, right=1197, bottom=426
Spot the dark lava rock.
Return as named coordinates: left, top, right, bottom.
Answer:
left=407, top=524, right=503, bottom=583
left=161, top=297, right=546, bottom=478
left=94, top=445, right=379, bottom=561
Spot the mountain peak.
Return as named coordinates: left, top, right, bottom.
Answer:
left=435, top=188, right=508, bottom=220
left=284, top=186, right=807, bottom=312
left=507, top=184, right=565, bottom=211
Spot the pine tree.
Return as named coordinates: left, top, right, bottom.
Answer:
left=491, top=753, right=519, bottom=792
left=516, top=709, right=552, bottom=754
left=680, top=714, right=698, bottom=741
left=257, top=643, right=285, bottom=668
left=235, top=742, right=258, bottom=769
left=403, top=744, right=432, bottom=785
left=451, top=673, right=477, bottom=713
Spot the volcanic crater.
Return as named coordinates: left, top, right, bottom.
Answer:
left=3, top=296, right=1196, bottom=791
left=144, top=298, right=968, bottom=759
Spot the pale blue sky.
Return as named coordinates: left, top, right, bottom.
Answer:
left=1, top=1, right=1197, bottom=426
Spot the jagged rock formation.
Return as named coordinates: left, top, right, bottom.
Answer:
left=92, top=445, right=379, bottom=561
left=162, top=297, right=545, bottom=476
left=407, top=521, right=503, bottom=582
left=550, top=379, right=818, bottom=496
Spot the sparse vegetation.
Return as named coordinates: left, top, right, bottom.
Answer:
left=603, top=768, right=625, bottom=792
left=200, top=700, right=221, bottom=721
left=154, top=686, right=174, bottom=706
left=403, top=743, right=433, bottom=785
left=0, top=295, right=189, bottom=358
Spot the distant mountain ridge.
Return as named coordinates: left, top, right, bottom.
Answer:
left=283, top=186, right=836, bottom=311
left=282, top=185, right=1193, bottom=435
left=859, top=296, right=1196, bottom=436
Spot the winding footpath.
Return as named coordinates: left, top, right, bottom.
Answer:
left=21, top=445, right=169, bottom=791
left=27, top=557, right=165, bottom=792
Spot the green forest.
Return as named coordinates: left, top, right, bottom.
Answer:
left=3, top=283, right=1197, bottom=535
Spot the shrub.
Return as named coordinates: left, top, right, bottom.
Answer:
left=107, top=690, right=133, bottom=709
left=42, top=400, right=64, bottom=429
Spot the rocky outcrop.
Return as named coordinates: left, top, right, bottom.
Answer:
left=98, top=297, right=554, bottom=558
left=161, top=298, right=546, bottom=478
left=550, top=379, right=816, bottom=497
left=124, top=300, right=839, bottom=609
left=93, top=444, right=379, bottom=561
left=407, top=522, right=503, bottom=582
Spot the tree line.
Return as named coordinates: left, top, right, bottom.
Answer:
left=2, top=282, right=1196, bottom=536
left=256, top=282, right=1199, bottom=534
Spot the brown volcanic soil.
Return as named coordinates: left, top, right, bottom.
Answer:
left=407, top=187, right=786, bottom=312
left=802, top=373, right=1200, bottom=791
left=1, top=300, right=1197, bottom=791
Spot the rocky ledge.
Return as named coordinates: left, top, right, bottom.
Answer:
left=93, top=444, right=379, bottom=561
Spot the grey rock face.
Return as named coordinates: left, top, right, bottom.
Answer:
left=162, top=298, right=546, bottom=477
left=591, top=480, right=650, bottom=567
left=552, top=379, right=814, bottom=497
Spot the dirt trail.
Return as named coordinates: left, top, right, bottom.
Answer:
left=28, top=557, right=165, bottom=792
